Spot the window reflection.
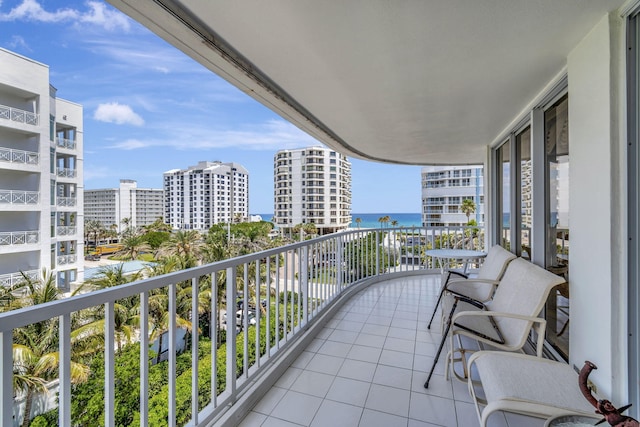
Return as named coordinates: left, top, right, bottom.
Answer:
left=497, top=141, right=511, bottom=250
left=545, top=94, right=569, bottom=359
left=518, top=127, right=532, bottom=259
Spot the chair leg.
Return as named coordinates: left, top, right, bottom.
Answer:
left=427, top=280, right=448, bottom=329
left=425, top=297, right=459, bottom=388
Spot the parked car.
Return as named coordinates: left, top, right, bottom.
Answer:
left=223, top=310, right=256, bottom=328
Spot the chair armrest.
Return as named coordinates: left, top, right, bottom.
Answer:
left=452, top=311, right=548, bottom=356
left=445, top=279, right=499, bottom=302
left=445, top=270, right=468, bottom=284
left=451, top=294, right=487, bottom=308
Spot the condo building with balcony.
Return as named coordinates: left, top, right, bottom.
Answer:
left=163, top=161, right=249, bottom=230
left=421, top=165, right=484, bottom=227
left=274, top=147, right=352, bottom=235
left=0, top=48, right=83, bottom=289
left=84, top=179, right=164, bottom=233
left=6, top=3, right=640, bottom=427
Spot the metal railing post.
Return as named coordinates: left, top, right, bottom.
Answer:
left=1, top=331, right=13, bottom=426
left=301, top=245, right=309, bottom=326
left=226, top=267, right=237, bottom=397
left=376, top=231, right=380, bottom=274
left=59, top=313, right=71, bottom=426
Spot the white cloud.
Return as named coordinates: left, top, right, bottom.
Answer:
left=6, top=34, right=30, bottom=50
left=94, top=103, right=144, bottom=126
left=107, top=119, right=319, bottom=151
left=78, top=2, right=130, bottom=31
left=109, top=139, right=148, bottom=150
left=0, top=0, right=130, bottom=31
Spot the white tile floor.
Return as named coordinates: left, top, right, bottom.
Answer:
left=238, top=275, right=546, bottom=427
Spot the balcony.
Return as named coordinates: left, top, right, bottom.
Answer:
left=56, top=225, right=77, bottom=236
left=56, top=167, right=77, bottom=178
left=56, top=196, right=77, bottom=207
left=0, top=104, right=38, bottom=126
left=0, top=269, right=38, bottom=288
left=55, top=137, right=76, bottom=150
left=56, top=254, right=77, bottom=265
left=0, top=190, right=39, bottom=205
left=0, top=226, right=493, bottom=426
left=0, top=147, right=39, bottom=166
left=0, top=230, right=39, bottom=246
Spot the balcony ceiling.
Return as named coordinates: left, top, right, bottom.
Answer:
left=107, top=0, right=624, bottom=165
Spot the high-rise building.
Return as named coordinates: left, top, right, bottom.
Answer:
left=84, top=179, right=164, bottom=233
left=0, top=48, right=84, bottom=289
left=274, top=147, right=351, bottom=234
left=163, top=161, right=249, bottom=230
left=421, top=165, right=484, bottom=227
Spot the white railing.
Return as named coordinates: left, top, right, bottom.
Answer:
left=0, top=147, right=39, bottom=165
left=56, top=197, right=76, bottom=207
left=56, top=254, right=77, bottom=265
left=0, top=270, right=39, bottom=288
left=56, top=168, right=76, bottom=178
left=56, top=226, right=77, bottom=236
left=0, top=231, right=39, bottom=246
left=0, top=226, right=483, bottom=426
left=0, top=190, right=39, bottom=205
left=0, top=104, right=39, bottom=126
left=55, top=137, right=76, bottom=150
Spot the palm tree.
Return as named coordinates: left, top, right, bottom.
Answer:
left=461, top=199, right=476, bottom=224
left=355, top=217, right=362, bottom=229
left=303, top=222, right=317, bottom=237
left=143, top=217, right=172, bottom=233
left=84, top=219, right=102, bottom=247
left=378, top=216, right=385, bottom=228
left=391, top=220, right=399, bottom=227
left=12, top=269, right=89, bottom=427
left=158, top=230, right=204, bottom=267
left=120, top=233, right=151, bottom=260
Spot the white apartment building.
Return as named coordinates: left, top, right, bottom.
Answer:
left=421, top=165, right=484, bottom=227
left=84, top=179, right=164, bottom=233
left=0, top=48, right=84, bottom=290
left=274, top=147, right=351, bottom=235
left=163, top=161, right=249, bottom=230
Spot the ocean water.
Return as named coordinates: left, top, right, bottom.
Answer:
left=256, top=213, right=422, bottom=229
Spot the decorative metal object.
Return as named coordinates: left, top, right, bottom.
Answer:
left=579, top=361, right=639, bottom=426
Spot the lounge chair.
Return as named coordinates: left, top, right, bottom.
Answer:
left=427, top=245, right=516, bottom=330
left=424, top=258, right=565, bottom=388
left=467, top=351, right=596, bottom=427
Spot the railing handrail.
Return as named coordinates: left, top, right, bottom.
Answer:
left=0, top=230, right=39, bottom=245
left=55, top=137, right=76, bottom=149
left=0, top=103, right=39, bottom=126
left=0, top=225, right=483, bottom=331
left=0, top=225, right=484, bottom=426
left=0, top=189, right=39, bottom=204
left=0, top=146, right=39, bottom=165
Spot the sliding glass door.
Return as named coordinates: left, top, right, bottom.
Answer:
left=544, top=94, right=569, bottom=358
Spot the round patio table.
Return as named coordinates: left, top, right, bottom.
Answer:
left=544, top=414, right=601, bottom=426
left=424, top=248, right=486, bottom=274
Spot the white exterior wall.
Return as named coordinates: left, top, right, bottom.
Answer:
left=567, top=12, right=626, bottom=402
left=54, top=98, right=84, bottom=285
left=0, top=48, right=83, bottom=288
left=119, top=179, right=136, bottom=228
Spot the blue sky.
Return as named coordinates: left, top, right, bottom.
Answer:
left=0, top=0, right=423, bottom=214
